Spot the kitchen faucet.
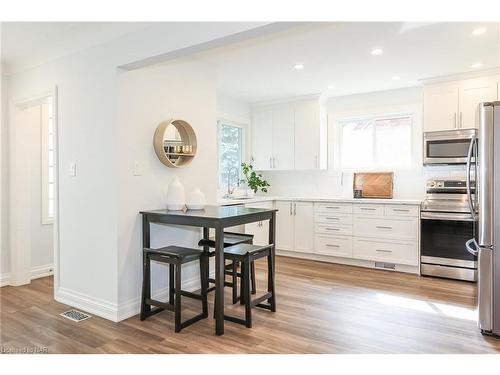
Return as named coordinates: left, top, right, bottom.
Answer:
left=226, top=166, right=239, bottom=198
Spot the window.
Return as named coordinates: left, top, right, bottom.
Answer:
left=218, top=122, right=243, bottom=189
left=42, top=99, right=55, bottom=224
left=339, top=115, right=412, bottom=169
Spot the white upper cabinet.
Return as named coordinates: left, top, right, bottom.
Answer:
left=251, top=109, right=273, bottom=170
left=272, top=104, right=295, bottom=170
left=251, top=97, right=327, bottom=171
left=423, top=83, right=459, bottom=132
left=459, top=77, right=498, bottom=129
left=424, top=75, right=499, bottom=132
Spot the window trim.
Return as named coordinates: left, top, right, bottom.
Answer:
left=41, top=99, right=55, bottom=225
left=336, top=112, right=414, bottom=172
left=217, top=120, right=245, bottom=189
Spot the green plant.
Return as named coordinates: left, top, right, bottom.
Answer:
left=240, top=161, right=270, bottom=193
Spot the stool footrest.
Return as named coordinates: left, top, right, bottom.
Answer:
left=223, top=314, right=249, bottom=327
left=145, top=298, right=174, bottom=312
left=251, top=292, right=273, bottom=307
left=179, top=313, right=207, bottom=330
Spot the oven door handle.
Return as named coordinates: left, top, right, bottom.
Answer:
left=421, top=212, right=475, bottom=221
left=465, top=238, right=479, bottom=256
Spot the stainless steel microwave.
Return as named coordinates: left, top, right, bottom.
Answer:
left=423, top=129, right=477, bottom=165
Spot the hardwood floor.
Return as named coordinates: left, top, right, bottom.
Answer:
left=2, top=256, right=500, bottom=354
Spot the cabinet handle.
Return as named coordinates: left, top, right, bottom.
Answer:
left=393, top=209, right=410, bottom=212
left=315, top=154, right=318, bottom=169
left=325, top=228, right=340, bottom=231
left=325, top=217, right=340, bottom=220
left=273, top=157, right=276, bottom=169
left=376, top=226, right=393, bottom=230
left=269, top=157, right=272, bottom=169
left=376, top=249, right=392, bottom=253
left=326, top=206, right=340, bottom=209
left=360, top=207, right=376, bottom=211
left=460, top=112, right=463, bottom=128
left=326, top=244, right=340, bottom=248
left=289, top=203, right=292, bottom=215
left=294, top=203, right=297, bottom=216
left=454, top=112, right=457, bottom=128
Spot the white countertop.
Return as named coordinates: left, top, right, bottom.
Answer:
left=217, top=196, right=422, bottom=206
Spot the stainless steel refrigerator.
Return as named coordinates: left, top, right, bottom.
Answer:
left=466, top=101, right=500, bottom=337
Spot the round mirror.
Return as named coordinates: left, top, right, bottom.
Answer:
left=153, top=119, right=197, bottom=168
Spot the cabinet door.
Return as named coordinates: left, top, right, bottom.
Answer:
left=245, top=202, right=272, bottom=245
left=275, top=201, right=294, bottom=251
left=459, top=77, right=498, bottom=129
left=293, top=201, right=314, bottom=253
left=251, top=109, right=273, bottom=170
left=423, top=83, right=459, bottom=132
left=272, top=105, right=295, bottom=170
left=294, top=100, right=320, bottom=170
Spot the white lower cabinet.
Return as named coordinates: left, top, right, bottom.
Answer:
left=275, top=200, right=314, bottom=253
left=353, top=216, right=418, bottom=241
left=244, top=201, right=273, bottom=246
left=352, top=238, right=418, bottom=266
left=314, top=235, right=353, bottom=258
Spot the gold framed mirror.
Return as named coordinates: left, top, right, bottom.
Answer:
left=153, top=119, right=197, bottom=168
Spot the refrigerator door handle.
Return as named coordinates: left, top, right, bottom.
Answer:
left=465, top=238, right=479, bottom=256
left=466, top=135, right=476, bottom=219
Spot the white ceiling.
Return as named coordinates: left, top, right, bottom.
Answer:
left=1, top=22, right=152, bottom=73
left=191, top=22, right=500, bottom=103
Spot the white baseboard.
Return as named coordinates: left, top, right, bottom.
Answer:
left=0, top=273, right=11, bottom=287
left=56, top=287, right=119, bottom=322
left=0, top=264, right=54, bottom=287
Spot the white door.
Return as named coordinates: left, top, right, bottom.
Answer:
left=423, top=83, right=459, bottom=132
left=251, top=109, right=273, bottom=170
left=272, top=105, right=294, bottom=170
left=294, top=100, right=320, bottom=170
left=459, top=77, right=498, bottom=129
left=293, top=201, right=314, bottom=253
left=275, top=201, right=294, bottom=251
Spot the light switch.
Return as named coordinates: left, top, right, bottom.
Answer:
left=69, top=162, right=77, bottom=177
left=133, top=160, right=143, bottom=176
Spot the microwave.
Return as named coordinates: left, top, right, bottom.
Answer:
left=423, top=129, right=477, bottom=165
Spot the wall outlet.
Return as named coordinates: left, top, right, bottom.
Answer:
left=133, top=160, right=143, bottom=176
left=69, top=162, right=77, bottom=177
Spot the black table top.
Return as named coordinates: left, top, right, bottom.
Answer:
left=140, top=205, right=277, bottom=220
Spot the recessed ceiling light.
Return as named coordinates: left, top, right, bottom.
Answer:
left=392, top=75, right=400, bottom=80
left=471, top=63, right=483, bottom=69
left=472, top=27, right=487, bottom=36
left=293, top=64, right=304, bottom=70
left=371, top=48, right=384, bottom=56
left=327, top=84, right=335, bottom=89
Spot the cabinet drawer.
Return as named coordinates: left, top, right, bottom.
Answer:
left=315, top=235, right=353, bottom=258
left=316, top=224, right=353, bottom=236
left=315, top=213, right=353, bottom=225
left=353, top=217, right=418, bottom=241
left=384, top=204, right=419, bottom=217
left=353, top=204, right=384, bottom=216
left=315, top=202, right=353, bottom=214
left=353, top=238, right=418, bottom=266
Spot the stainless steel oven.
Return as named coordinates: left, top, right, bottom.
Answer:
left=420, top=179, right=478, bottom=281
left=423, top=129, right=477, bottom=165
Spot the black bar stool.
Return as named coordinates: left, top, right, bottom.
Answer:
left=198, top=232, right=257, bottom=304
left=222, top=243, right=276, bottom=328
left=140, top=246, right=208, bottom=333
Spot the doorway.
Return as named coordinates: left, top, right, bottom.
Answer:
left=8, top=90, right=58, bottom=294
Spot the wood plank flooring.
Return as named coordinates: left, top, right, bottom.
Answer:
left=2, top=256, right=500, bottom=354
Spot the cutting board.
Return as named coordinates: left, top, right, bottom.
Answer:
left=353, top=172, right=394, bottom=199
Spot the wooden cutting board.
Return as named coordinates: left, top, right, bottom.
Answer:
left=353, top=172, right=394, bottom=199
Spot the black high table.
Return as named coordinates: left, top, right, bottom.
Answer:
left=139, top=205, right=277, bottom=335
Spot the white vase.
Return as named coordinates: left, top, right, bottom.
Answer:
left=186, top=188, right=206, bottom=210
left=166, top=177, right=186, bottom=210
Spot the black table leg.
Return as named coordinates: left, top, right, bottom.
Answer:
left=140, top=215, right=151, bottom=318
left=214, top=225, right=225, bottom=335
left=268, top=211, right=276, bottom=310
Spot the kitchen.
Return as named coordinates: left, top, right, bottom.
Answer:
left=2, top=19, right=500, bottom=362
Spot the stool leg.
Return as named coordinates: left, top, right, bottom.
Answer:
left=231, top=260, right=238, bottom=304
left=250, top=261, right=256, bottom=295
left=200, top=255, right=208, bottom=318
left=240, top=261, right=245, bottom=305
left=174, top=263, right=182, bottom=332
left=169, top=264, right=175, bottom=305
left=267, top=247, right=276, bottom=312
left=243, top=259, right=252, bottom=328
left=140, top=253, right=151, bottom=321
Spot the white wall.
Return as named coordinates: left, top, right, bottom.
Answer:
left=0, top=73, right=9, bottom=281
left=116, top=59, right=218, bottom=317
left=263, top=87, right=427, bottom=200
left=3, top=22, right=266, bottom=319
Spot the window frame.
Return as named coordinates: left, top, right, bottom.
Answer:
left=336, top=112, right=414, bottom=172
left=41, top=99, right=55, bottom=225
left=217, top=120, right=245, bottom=189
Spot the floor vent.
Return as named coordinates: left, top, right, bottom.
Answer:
left=374, top=262, right=396, bottom=270
left=59, top=309, right=92, bottom=322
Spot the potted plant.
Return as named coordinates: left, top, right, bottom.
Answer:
left=240, top=161, right=270, bottom=198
